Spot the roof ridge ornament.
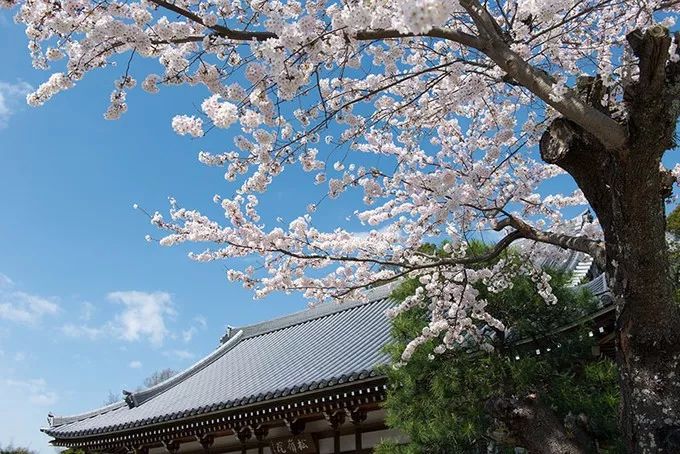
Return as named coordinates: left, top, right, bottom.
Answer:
left=122, top=390, right=136, bottom=409
left=219, top=324, right=235, bottom=344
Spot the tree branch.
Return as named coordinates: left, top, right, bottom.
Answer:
left=147, top=0, right=626, bottom=150
left=146, top=0, right=482, bottom=48
left=627, top=26, right=672, bottom=101
left=356, top=27, right=482, bottom=49
left=495, top=215, right=606, bottom=269
left=459, top=0, right=628, bottom=151
left=147, top=0, right=276, bottom=41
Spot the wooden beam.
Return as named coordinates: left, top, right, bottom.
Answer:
left=166, top=421, right=388, bottom=454
left=351, top=408, right=367, bottom=451
left=51, top=381, right=387, bottom=452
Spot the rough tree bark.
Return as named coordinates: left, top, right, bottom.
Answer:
left=539, top=26, right=680, bottom=454
left=486, top=395, right=593, bottom=454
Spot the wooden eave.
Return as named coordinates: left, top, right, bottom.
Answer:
left=45, top=377, right=388, bottom=452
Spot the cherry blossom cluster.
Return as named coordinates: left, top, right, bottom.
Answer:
left=5, top=0, right=679, bottom=361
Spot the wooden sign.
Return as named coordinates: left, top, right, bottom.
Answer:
left=269, top=434, right=316, bottom=454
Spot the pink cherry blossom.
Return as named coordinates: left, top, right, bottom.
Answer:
left=3, top=0, right=679, bottom=376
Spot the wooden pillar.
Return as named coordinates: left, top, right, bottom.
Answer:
left=163, top=440, right=180, bottom=454
left=237, top=426, right=252, bottom=454
left=351, top=408, right=367, bottom=451
left=312, top=433, right=320, bottom=453
left=198, top=434, right=214, bottom=453
left=254, top=425, right=268, bottom=454
left=324, top=410, right=346, bottom=454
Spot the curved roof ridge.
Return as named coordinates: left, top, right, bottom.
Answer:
left=48, top=330, right=245, bottom=428
left=234, top=297, right=390, bottom=341
left=222, top=281, right=401, bottom=343
left=127, top=330, right=244, bottom=407
left=50, top=401, right=126, bottom=428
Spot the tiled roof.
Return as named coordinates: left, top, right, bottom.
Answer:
left=581, top=273, right=608, bottom=296
left=43, top=243, right=612, bottom=441
left=44, top=297, right=394, bottom=438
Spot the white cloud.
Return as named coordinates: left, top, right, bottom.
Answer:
left=80, top=301, right=95, bottom=321
left=129, top=360, right=142, bottom=369
left=181, top=315, right=207, bottom=343
left=61, top=291, right=176, bottom=346
left=0, top=272, right=13, bottom=287
left=194, top=315, right=207, bottom=328
left=5, top=378, right=58, bottom=407
left=181, top=326, right=196, bottom=343
left=60, top=323, right=105, bottom=340
left=108, top=291, right=175, bottom=346
left=0, top=274, right=60, bottom=325
left=29, top=391, right=58, bottom=406
left=0, top=81, right=33, bottom=128
left=61, top=291, right=183, bottom=349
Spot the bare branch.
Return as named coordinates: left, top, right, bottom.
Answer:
left=146, top=0, right=482, bottom=49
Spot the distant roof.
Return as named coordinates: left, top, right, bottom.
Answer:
left=44, top=296, right=394, bottom=439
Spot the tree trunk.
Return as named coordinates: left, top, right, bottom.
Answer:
left=603, top=159, right=680, bottom=454
left=540, top=115, right=680, bottom=454
left=486, top=395, right=593, bottom=453
left=541, top=122, right=680, bottom=452
left=537, top=26, right=680, bottom=453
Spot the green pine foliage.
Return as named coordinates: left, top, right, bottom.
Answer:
left=667, top=204, right=680, bottom=237
left=377, top=243, right=622, bottom=453
left=665, top=208, right=680, bottom=299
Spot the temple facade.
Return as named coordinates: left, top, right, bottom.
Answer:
left=42, top=250, right=614, bottom=454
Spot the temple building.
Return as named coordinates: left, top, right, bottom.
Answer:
left=42, top=249, right=614, bottom=454
left=43, top=286, right=404, bottom=454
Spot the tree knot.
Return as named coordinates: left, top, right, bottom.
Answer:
left=540, top=118, right=582, bottom=164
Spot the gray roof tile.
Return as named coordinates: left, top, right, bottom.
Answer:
left=45, top=297, right=394, bottom=438
left=45, top=265, right=614, bottom=440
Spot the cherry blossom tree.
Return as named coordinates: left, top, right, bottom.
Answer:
left=4, top=0, right=680, bottom=451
